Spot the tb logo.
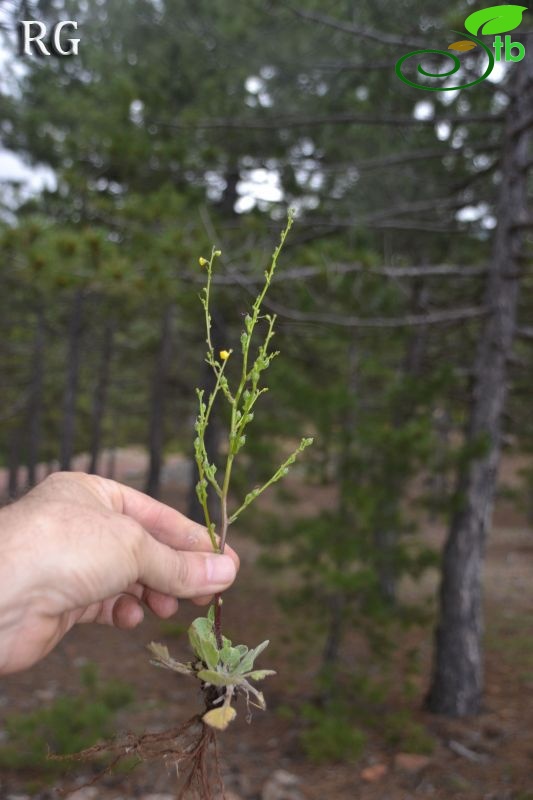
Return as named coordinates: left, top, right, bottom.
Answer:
left=18, top=20, right=80, bottom=56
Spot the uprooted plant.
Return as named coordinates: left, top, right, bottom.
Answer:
left=55, top=213, right=313, bottom=798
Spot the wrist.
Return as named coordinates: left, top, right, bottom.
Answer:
left=0, top=505, right=26, bottom=672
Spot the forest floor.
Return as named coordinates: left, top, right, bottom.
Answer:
left=1, top=452, right=533, bottom=800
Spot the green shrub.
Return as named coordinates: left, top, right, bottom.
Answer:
left=0, top=663, right=134, bottom=778
left=300, top=704, right=366, bottom=763
left=381, top=710, right=435, bottom=754
left=275, top=703, right=296, bottom=721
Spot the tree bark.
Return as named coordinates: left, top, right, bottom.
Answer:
left=374, top=527, right=397, bottom=605
left=26, top=305, right=46, bottom=487
left=106, top=446, right=117, bottom=480
left=59, top=289, right=85, bottom=471
left=403, top=280, right=430, bottom=377
left=88, top=318, right=115, bottom=474
left=374, top=280, right=429, bottom=605
left=427, top=46, right=532, bottom=716
left=217, top=168, right=240, bottom=216
left=320, top=591, right=346, bottom=705
left=319, top=337, right=357, bottom=682
left=428, top=407, right=451, bottom=521
left=145, top=305, right=173, bottom=498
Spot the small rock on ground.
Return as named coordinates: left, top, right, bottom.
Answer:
left=361, top=763, right=388, bottom=782
left=64, top=789, right=99, bottom=800
left=394, top=753, right=432, bottom=773
left=262, top=769, right=303, bottom=800
left=140, top=795, right=175, bottom=800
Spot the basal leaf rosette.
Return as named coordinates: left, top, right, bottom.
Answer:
left=147, top=606, right=275, bottom=731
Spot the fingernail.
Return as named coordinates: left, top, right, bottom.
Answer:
left=206, top=554, right=236, bottom=585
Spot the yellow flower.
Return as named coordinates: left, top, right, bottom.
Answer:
left=219, top=350, right=230, bottom=361
left=199, top=257, right=208, bottom=267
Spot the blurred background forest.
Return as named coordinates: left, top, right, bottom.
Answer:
left=0, top=1, right=532, bottom=798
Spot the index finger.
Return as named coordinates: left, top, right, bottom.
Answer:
left=98, top=478, right=240, bottom=569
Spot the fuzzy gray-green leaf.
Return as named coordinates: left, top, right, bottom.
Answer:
left=244, top=669, right=276, bottom=681
left=197, top=669, right=236, bottom=687
left=238, top=639, right=269, bottom=674
left=221, top=645, right=244, bottom=671
left=188, top=617, right=219, bottom=670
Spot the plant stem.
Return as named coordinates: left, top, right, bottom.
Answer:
left=214, top=457, right=232, bottom=647
left=214, top=594, right=223, bottom=649
left=195, top=213, right=303, bottom=650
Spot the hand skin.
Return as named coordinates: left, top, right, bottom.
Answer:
left=0, top=472, right=239, bottom=675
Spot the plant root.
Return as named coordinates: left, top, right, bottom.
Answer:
left=49, top=715, right=224, bottom=800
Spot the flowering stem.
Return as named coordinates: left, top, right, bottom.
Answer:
left=213, top=490, right=230, bottom=647
left=193, top=212, right=313, bottom=651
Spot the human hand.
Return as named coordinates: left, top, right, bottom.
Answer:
left=0, top=472, right=239, bottom=675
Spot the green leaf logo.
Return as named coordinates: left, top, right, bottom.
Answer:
left=464, top=4, right=527, bottom=36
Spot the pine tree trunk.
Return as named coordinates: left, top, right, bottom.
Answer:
left=428, top=408, right=451, bottom=521
left=27, top=305, right=46, bottom=487
left=106, top=446, right=117, bottom=480
left=403, top=280, right=430, bottom=377
left=319, top=339, right=357, bottom=683
left=321, top=593, right=346, bottom=669
left=427, top=47, right=532, bottom=716
left=217, top=169, right=240, bottom=216
left=59, top=289, right=84, bottom=471
left=145, top=305, right=173, bottom=498
left=88, top=319, right=114, bottom=474
left=374, top=281, right=429, bottom=605
left=374, top=527, right=397, bottom=605
left=319, top=591, right=346, bottom=704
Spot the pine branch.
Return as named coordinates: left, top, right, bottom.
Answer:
left=257, top=301, right=489, bottom=329
left=182, top=262, right=487, bottom=287
left=516, top=325, right=533, bottom=341
left=283, top=3, right=427, bottom=49
left=152, top=111, right=502, bottom=132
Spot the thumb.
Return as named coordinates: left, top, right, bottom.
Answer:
left=136, top=531, right=237, bottom=599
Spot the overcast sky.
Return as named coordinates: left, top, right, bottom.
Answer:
left=0, top=12, right=506, bottom=219
left=0, top=27, right=57, bottom=199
